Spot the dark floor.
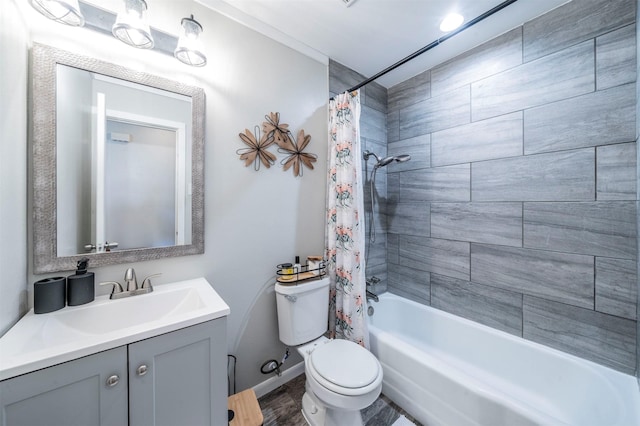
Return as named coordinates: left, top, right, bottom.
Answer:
left=257, top=373, right=422, bottom=426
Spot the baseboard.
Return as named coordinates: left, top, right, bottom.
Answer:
left=252, top=361, right=304, bottom=398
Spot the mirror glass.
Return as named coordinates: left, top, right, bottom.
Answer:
left=56, top=65, right=193, bottom=256
left=33, top=44, right=205, bottom=273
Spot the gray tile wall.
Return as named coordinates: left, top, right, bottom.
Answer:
left=522, top=0, right=635, bottom=62
left=636, top=0, right=640, bottom=386
left=328, top=0, right=638, bottom=376
left=384, top=0, right=638, bottom=375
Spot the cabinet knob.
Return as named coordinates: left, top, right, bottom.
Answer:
left=106, top=375, right=120, bottom=387
left=137, top=364, right=148, bottom=376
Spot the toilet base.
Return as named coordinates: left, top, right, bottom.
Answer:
left=302, top=391, right=325, bottom=426
left=301, top=391, right=363, bottom=426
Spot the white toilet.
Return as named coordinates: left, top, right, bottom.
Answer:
left=275, top=277, right=382, bottom=426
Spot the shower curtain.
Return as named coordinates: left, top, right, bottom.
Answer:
left=326, top=91, right=368, bottom=348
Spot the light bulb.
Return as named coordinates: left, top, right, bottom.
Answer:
left=30, top=0, right=84, bottom=26
left=112, top=0, right=154, bottom=49
left=440, top=13, right=464, bottom=32
left=174, top=15, right=207, bottom=67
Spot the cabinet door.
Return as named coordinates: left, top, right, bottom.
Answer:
left=128, top=319, right=227, bottom=426
left=0, top=346, right=128, bottom=426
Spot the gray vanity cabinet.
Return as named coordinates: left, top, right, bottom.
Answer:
left=0, top=346, right=128, bottom=426
left=0, top=319, right=227, bottom=426
left=128, top=319, right=227, bottom=426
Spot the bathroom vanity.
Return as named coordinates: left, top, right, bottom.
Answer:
left=0, top=278, right=229, bottom=426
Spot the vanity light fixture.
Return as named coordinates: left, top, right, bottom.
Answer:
left=112, top=0, right=154, bottom=49
left=439, top=13, right=464, bottom=32
left=30, top=0, right=85, bottom=26
left=30, top=0, right=207, bottom=67
left=174, top=15, right=207, bottom=67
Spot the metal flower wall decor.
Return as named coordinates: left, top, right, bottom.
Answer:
left=237, top=112, right=317, bottom=177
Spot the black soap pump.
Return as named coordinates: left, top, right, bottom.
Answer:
left=67, top=257, right=95, bottom=306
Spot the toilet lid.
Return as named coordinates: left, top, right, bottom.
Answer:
left=310, top=339, right=379, bottom=389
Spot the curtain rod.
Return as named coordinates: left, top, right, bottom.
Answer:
left=332, top=0, right=519, bottom=97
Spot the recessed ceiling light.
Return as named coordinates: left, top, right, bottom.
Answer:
left=440, top=13, right=464, bottom=32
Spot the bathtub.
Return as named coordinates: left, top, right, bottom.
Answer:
left=368, top=292, right=640, bottom=426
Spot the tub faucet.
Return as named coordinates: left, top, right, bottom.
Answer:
left=366, top=276, right=381, bottom=286
left=366, top=276, right=380, bottom=302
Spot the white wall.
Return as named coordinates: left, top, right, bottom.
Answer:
left=7, top=0, right=328, bottom=391
left=0, top=0, right=29, bottom=335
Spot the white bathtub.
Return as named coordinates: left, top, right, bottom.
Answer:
left=368, top=292, right=640, bottom=426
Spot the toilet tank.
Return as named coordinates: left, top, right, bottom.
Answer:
left=275, top=277, right=330, bottom=346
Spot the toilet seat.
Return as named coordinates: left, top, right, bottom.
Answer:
left=307, top=339, right=382, bottom=396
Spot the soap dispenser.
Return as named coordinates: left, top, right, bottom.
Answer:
left=67, top=257, right=95, bottom=306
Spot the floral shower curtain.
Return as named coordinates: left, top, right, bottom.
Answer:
left=326, top=91, right=368, bottom=348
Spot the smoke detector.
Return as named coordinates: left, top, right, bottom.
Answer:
left=340, top=0, right=358, bottom=7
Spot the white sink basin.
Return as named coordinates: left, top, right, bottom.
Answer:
left=54, top=286, right=206, bottom=334
left=0, top=277, right=229, bottom=381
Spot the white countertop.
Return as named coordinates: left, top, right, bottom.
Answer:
left=0, top=277, right=230, bottom=381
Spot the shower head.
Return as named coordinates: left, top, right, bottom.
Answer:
left=363, top=150, right=411, bottom=169
left=376, top=156, right=395, bottom=168
left=373, top=154, right=412, bottom=169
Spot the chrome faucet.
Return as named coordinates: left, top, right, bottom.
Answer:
left=365, top=276, right=380, bottom=303
left=366, top=276, right=381, bottom=286
left=100, top=269, right=161, bottom=300
left=124, top=268, right=138, bottom=292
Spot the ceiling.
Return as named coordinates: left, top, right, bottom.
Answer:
left=198, top=0, right=569, bottom=88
